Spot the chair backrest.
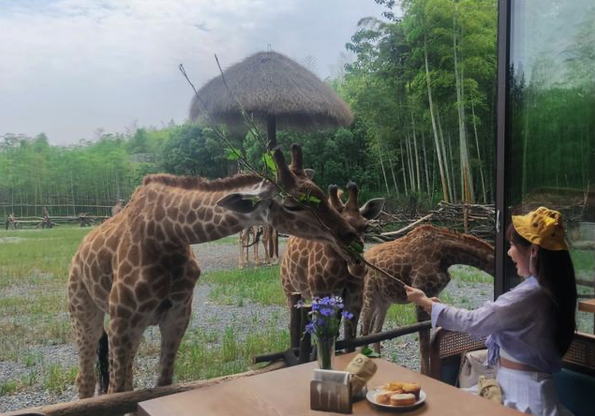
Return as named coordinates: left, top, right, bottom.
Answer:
left=428, top=328, right=486, bottom=384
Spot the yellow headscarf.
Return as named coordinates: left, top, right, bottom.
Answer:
left=511, top=206, right=568, bottom=251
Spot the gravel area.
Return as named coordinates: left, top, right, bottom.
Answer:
left=1, top=239, right=590, bottom=412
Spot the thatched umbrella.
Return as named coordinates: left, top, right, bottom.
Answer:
left=189, top=51, right=353, bottom=149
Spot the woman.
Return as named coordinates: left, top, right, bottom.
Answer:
left=406, top=207, right=577, bottom=415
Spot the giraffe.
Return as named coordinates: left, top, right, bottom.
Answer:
left=67, top=144, right=362, bottom=398
left=360, top=224, right=494, bottom=374
left=281, top=183, right=385, bottom=361
left=238, top=225, right=264, bottom=268
left=262, top=224, right=280, bottom=264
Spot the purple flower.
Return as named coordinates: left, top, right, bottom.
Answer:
left=305, top=323, right=316, bottom=334
left=320, top=307, right=334, bottom=317
left=294, top=299, right=305, bottom=309
left=342, top=311, right=354, bottom=320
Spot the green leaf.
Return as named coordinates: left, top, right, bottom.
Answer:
left=225, top=146, right=242, bottom=161
left=297, top=194, right=321, bottom=207
left=262, top=151, right=277, bottom=175
left=348, top=241, right=364, bottom=254
left=360, top=347, right=380, bottom=358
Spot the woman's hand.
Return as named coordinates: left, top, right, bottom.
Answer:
left=405, top=285, right=434, bottom=314
left=405, top=286, right=427, bottom=303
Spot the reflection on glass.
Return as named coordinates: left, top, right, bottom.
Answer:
left=506, top=0, right=595, bottom=334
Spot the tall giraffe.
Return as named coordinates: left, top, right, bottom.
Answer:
left=67, top=144, right=362, bottom=397
left=281, top=183, right=384, bottom=360
left=360, top=225, right=494, bottom=374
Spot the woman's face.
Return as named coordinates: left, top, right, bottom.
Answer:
left=507, top=242, right=532, bottom=277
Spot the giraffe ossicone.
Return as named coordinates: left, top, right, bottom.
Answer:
left=67, top=143, right=360, bottom=397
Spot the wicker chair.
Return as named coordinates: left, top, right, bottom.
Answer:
left=429, top=329, right=595, bottom=416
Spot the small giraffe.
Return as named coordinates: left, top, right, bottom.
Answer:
left=67, top=144, right=362, bottom=397
left=360, top=225, right=494, bottom=374
left=238, top=226, right=265, bottom=268
left=281, top=183, right=384, bottom=359
left=237, top=225, right=279, bottom=268
left=262, top=224, right=280, bottom=264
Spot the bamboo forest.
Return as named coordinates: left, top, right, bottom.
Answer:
left=0, top=0, right=499, bottom=218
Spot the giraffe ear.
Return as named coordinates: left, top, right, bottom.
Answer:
left=360, top=198, right=385, bottom=220
left=304, top=169, right=315, bottom=180
left=216, top=194, right=263, bottom=214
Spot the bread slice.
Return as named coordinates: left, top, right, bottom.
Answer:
left=390, top=393, right=417, bottom=406
left=402, top=383, right=421, bottom=399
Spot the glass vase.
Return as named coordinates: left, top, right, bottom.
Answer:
left=316, top=337, right=336, bottom=370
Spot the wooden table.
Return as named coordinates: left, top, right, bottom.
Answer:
left=579, top=298, right=595, bottom=314
left=138, top=353, right=522, bottom=415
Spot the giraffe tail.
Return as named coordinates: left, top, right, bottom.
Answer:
left=96, top=329, right=109, bottom=394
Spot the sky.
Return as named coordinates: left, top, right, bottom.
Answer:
left=0, top=0, right=386, bottom=145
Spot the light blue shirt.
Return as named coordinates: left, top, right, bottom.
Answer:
left=431, top=276, right=562, bottom=373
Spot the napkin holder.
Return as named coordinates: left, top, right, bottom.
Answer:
left=310, top=369, right=353, bottom=414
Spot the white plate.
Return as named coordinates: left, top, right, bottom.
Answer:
left=366, top=387, right=426, bottom=411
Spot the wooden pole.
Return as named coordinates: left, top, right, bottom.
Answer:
left=2, top=362, right=285, bottom=416
left=254, top=321, right=432, bottom=364
left=267, top=114, right=277, bottom=150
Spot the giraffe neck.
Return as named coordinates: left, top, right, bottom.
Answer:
left=438, top=236, right=494, bottom=275
left=139, top=175, right=265, bottom=245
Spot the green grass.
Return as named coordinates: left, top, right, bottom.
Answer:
left=0, top=227, right=91, bottom=289
left=203, top=266, right=285, bottom=306
left=571, top=249, right=595, bottom=280
left=174, top=325, right=289, bottom=383
left=0, top=380, right=19, bottom=396
left=43, top=364, right=78, bottom=394
left=202, top=236, right=240, bottom=245
left=449, top=265, right=492, bottom=283
left=0, top=228, right=89, bottom=362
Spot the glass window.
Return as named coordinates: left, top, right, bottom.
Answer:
left=505, top=0, right=595, bottom=334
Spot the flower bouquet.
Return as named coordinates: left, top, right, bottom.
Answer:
left=296, top=296, right=353, bottom=370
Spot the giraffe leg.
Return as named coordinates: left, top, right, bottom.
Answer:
left=253, top=226, right=261, bottom=265
left=68, top=282, right=105, bottom=399
left=298, top=306, right=312, bottom=364
left=416, top=305, right=431, bottom=375
left=238, top=230, right=245, bottom=268
left=107, top=317, right=144, bottom=394
left=124, top=335, right=143, bottom=391
left=156, top=303, right=192, bottom=386
left=372, top=304, right=389, bottom=354
left=343, top=286, right=362, bottom=353
left=288, top=294, right=301, bottom=350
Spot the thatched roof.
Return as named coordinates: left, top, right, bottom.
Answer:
left=189, top=51, right=353, bottom=131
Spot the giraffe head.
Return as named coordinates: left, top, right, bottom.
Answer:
left=329, top=182, right=385, bottom=275
left=217, top=144, right=361, bottom=260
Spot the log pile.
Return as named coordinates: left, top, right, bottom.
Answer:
left=367, top=202, right=495, bottom=242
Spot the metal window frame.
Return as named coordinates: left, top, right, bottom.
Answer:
left=495, top=0, right=511, bottom=298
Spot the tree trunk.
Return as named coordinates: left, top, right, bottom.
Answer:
left=405, top=134, right=415, bottom=192
left=378, top=146, right=391, bottom=196
left=410, top=109, right=421, bottom=193
left=437, top=111, right=455, bottom=203
left=421, top=131, right=431, bottom=197
left=471, top=100, right=488, bottom=203
left=400, top=140, right=408, bottom=195
left=386, top=151, right=400, bottom=196
left=424, top=36, right=449, bottom=202
left=453, top=12, right=474, bottom=202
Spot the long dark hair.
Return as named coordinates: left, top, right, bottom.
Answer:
left=507, top=223, right=577, bottom=356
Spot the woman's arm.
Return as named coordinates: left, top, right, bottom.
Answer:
left=406, top=285, right=525, bottom=338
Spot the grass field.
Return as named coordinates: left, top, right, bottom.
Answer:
left=1, top=226, right=593, bottom=401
